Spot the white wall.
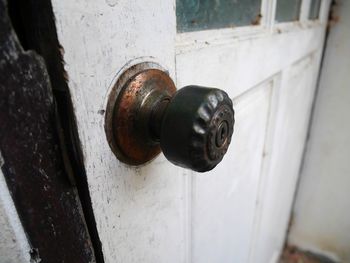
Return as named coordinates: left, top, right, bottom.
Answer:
left=288, top=1, right=350, bottom=262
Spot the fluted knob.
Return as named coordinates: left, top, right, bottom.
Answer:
left=105, top=66, right=235, bottom=172
left=161, top=86, right=234, bottom=172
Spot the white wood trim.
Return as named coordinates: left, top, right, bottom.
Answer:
left=300, top=0, right=312, bottom=22
left=320, top=0, right=331, bottom=23
left=247, top=74, right=282, bottom=262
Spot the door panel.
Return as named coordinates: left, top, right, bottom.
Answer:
left=50, top=0, right=331, bottom=262
left=175, top=14, right=327, bottom=263
left=191, top=81, right=272, bottom=263
left=252, top=52, right=323, bottom=262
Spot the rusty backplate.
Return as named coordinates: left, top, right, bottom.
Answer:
left=105, top=64, right=176, bottom=165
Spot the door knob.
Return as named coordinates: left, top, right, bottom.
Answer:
left=105, top=64, right=234, bottom=172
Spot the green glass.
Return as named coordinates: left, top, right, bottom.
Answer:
left=176, top=0, right=262, bottom=33
left=275, top=0, right=302, bottom=22
left=309, top=0, right=321, bottom=20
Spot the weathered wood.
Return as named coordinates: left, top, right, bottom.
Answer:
left=50, top=0, right=331, bottom=262
left=6, top=0, right=105, bottom=261
left=0, top=0, right=96, bottom=262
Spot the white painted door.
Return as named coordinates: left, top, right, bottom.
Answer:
left=51, top=0, right=330, bottom=262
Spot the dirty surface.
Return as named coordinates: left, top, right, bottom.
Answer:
left=106, top=67, right=176, bottom=165
left=0, top=0, right=96, bottom=262
left=280, top=246, right=336, bottom=263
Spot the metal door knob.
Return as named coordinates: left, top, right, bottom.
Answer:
left=105, top=65, right=234, bottom=172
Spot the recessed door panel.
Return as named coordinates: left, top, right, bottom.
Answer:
left=191, top=81, right=273, bottom=262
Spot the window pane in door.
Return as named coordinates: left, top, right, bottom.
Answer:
left=275, top=0, right=301, bottom=23
left=176, top=0, right=262, bottom=33
left=309, top=0, right=321, bottom=19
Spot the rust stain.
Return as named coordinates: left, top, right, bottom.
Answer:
left=251, top=13, right=262, bottom=26
left=327, top=0, right=341, bottom=29
left=109, top=68, right=176, bottom=165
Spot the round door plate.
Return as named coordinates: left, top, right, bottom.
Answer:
left=105, top=63, right=176, bottom=165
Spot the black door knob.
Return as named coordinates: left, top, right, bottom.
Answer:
left=105, top=65, right=234, bottom=172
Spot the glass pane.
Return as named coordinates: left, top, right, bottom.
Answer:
left=176, top=0, right=262, bottom=33
left=275, top=0, right=301, bottom=23
left=309, top=0, right=321, bottom=20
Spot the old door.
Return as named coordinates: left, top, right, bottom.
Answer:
left=50, top=0, right=330, bottom=262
